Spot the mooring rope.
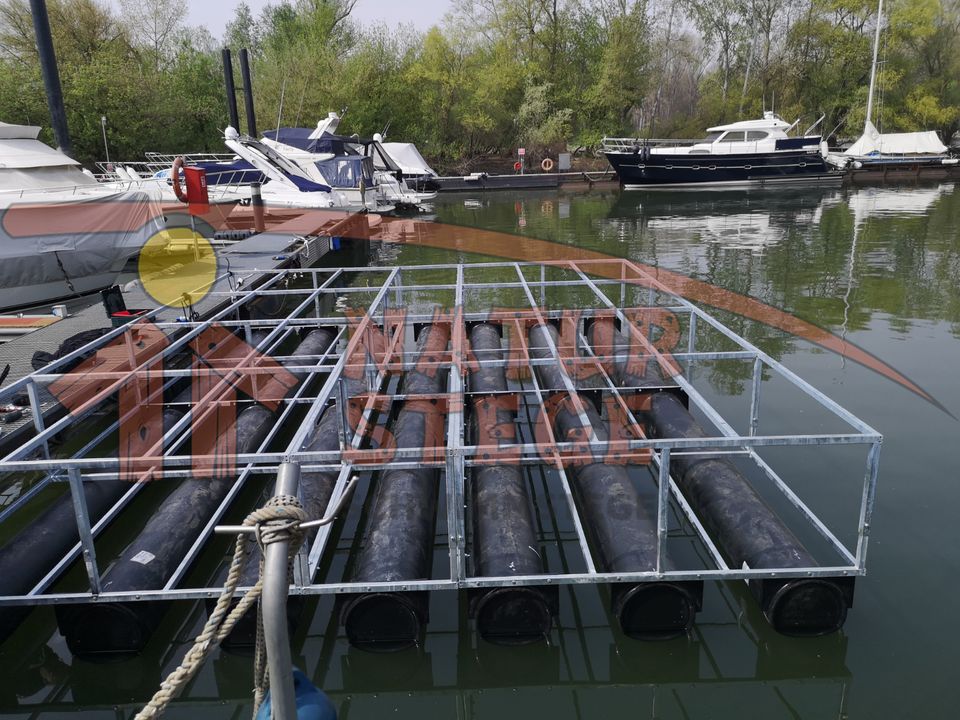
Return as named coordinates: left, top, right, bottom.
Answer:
left=134, top=495, right=307, bottom=720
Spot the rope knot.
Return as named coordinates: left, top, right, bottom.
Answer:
left=244, top=494, right=308, bottom=554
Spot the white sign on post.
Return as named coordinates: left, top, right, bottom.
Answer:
left=518, top=148, right=526, bottom=156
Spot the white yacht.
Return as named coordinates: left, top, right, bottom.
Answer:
left=0, top=122, right=164, bottom=311
left=262, top=112, right=436, bottom=212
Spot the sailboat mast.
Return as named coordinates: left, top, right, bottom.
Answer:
left=865, top=0, right=883, bottom=128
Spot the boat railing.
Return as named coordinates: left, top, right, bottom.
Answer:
left=602, top=137, right=698, bottom=153
left=0, top=178, right=165, bottom=198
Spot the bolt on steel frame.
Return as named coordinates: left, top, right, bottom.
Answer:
left=0, top=259, right=882, bottom=608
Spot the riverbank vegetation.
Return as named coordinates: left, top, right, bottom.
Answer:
left=0, top=0, right=958, bottom=168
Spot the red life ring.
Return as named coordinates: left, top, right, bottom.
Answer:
left=541, top=158, right=555, bottom=172
left=513, top=161, right=522, bottom=172
left=171, top=156, right=188, bottom=203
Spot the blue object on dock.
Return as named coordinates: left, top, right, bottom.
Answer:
left=331, top=237, right=341, bottom=251
left=255, top=669, right=336, bottom=720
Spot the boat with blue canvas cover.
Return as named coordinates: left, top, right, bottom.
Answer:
left=262, top=112, right=436, bottom=212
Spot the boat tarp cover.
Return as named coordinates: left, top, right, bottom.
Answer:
left=0, top=122, right=41, bottom=140
left=0, top=190, right=164, bottom=259
left=845, top=121, right=948, bottom=156
left=262, top=128, right=359, bottom=157
left=381, top=142, right=437, bottom=177
left=0, top=166, right=97, bottom=191
left=0, top=137, right=84, bottom=169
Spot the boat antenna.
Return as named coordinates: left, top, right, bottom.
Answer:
left=275, top=74, right=287, bottom=136
left=865, top=0, right=883, bottom=129
left=294, top=76, right=307, bottom=127
left=380, top=119, right=391, bottom=139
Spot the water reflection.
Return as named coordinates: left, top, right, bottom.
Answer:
left=0, top=580, right=851, bottom=719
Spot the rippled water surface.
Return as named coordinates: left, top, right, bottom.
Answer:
left=2, top=182, right=958, bottom=719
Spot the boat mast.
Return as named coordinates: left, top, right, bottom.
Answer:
left=865, top=0, right=883, bottom=128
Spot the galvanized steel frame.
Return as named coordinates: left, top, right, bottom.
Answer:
left=0, top=261, right=881, bottom=607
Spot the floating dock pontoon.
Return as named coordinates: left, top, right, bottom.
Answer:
left=0, top=260, right=881, bottom=655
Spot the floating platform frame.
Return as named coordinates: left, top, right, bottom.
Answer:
left=0, top=260, right=881, bottom=638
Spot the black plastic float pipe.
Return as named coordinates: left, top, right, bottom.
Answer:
left=219, top=375, right=366, bottom=651
left=528, top=324, right=701, bottom=640
left=0, top=329, right=275, bottom=647
left=467, top=323, right=553, bottom=644
left=588, top=323, right=853, bottom=636
left=342, top=323, right=450, bottom=651
left=0, top=390, right=191, bottom=646
left=221, top=48, right=240, bottom=131
left=55, top=328, right=336, bottom=657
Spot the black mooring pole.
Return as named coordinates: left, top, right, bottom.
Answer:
left=238, top=48, right=257, bottom=137
left=221, top=48, right=240, bottom=130
left=28, top=0, right=71, bottom=156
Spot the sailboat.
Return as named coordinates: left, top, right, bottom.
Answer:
left=825, top=0, right=956, bottom=171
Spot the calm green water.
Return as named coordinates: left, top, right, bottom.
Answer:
left=2, top=183, right=959, bottom=719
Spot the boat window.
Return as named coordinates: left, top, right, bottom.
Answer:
left=718, top=132, right=746, bottom=142
left=702, top=132, right=723, bottom=143
left=314, top=157, right=373, bottom=188
left=747, top=131, right=768, bottom=141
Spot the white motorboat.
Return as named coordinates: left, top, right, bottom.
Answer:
left=0, top=122, right=164, bottom=311
left=262, top=112, right=436, bottom=212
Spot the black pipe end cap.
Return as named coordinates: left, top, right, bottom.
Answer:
left=613, top=582, right=702, bottom=641
left=55, top=601, right=168, bottom=658
left=756, top=578, right=854, bottom=637
left=472, top=586, right=556, bottom=645
left=342, top=592, right=427, bottom=652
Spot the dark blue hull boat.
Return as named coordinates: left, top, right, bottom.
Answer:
left=605, top=147, right=841, bottom=188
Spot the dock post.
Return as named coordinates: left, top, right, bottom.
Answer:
left=261, top=461, right=300, bottom=720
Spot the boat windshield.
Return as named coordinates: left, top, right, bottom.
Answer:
left=701, top=132, right=723, bottom=143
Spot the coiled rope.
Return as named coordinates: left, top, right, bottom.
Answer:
left=135, top=495, right=307, bottom=720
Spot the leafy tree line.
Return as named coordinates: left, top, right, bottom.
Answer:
left=0, top=0, right=957, bottom=168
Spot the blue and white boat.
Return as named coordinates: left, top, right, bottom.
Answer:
left=262, top=112, right=436, bottom=212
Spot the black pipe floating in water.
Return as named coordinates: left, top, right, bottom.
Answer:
left=0, top=329, right=274, bottom=646
left=467, top=323, right=553, bottom=644
left=219, top=374, right=366, bottom=651
left=588, top=321, right=853, bottom=636
left=221, top=48, right=240, bottom=131
left=342, top=323, right=450, bottom=652
left=28, top=0, right=71, bottom=156
left=55, top=328, right=336, bottom=657
left=529, top=323, right=701, bottom=640
left=0, top=393, right=190, bottom=646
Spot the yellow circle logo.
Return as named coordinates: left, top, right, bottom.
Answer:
left=138, top=227, right=218, bottom=308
